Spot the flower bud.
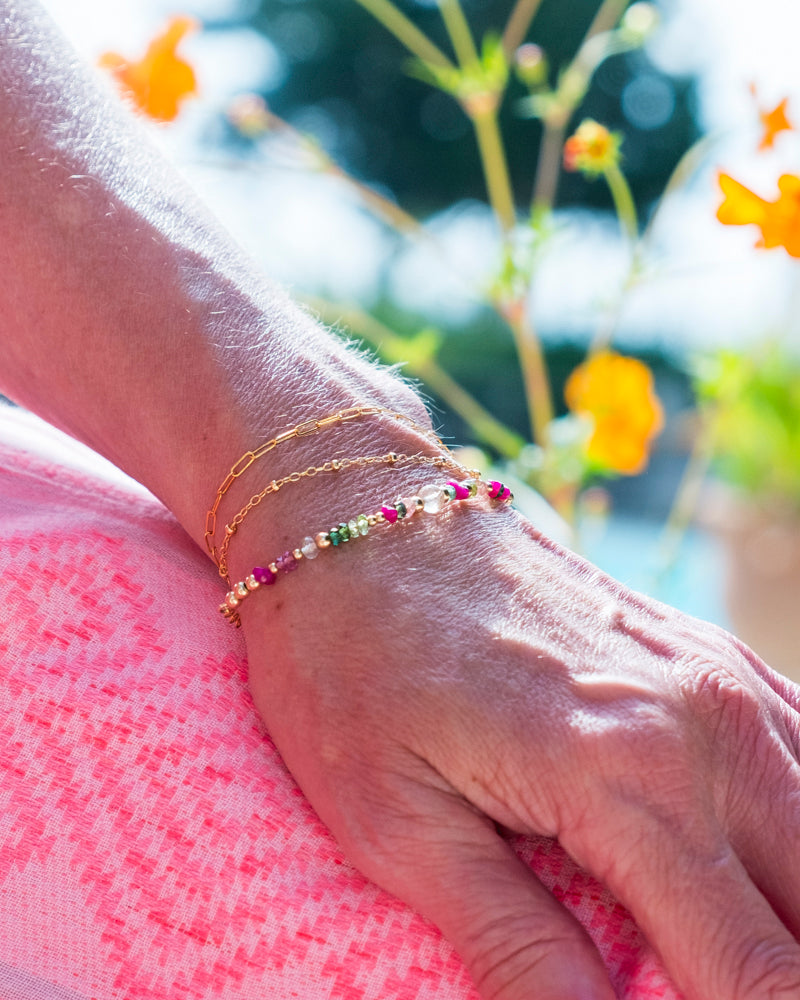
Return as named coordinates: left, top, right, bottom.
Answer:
left=563, top=119, right=622, bottom=176
left=514, top=43, right=549, bottom=89
left=620, top=2, right=659, bottom=43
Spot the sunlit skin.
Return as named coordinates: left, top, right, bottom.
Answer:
left=2, top=5, right=800, bottom=1000
left=99, top=16, right=198, bottom=123
left=565, top=351, right=664, bottom=475
left=718, top=172, right=800, bottom=258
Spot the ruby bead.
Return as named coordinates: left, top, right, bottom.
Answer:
left=253, top=565, right=277, bottom=585
left=447, top=480, right=471, bottom=500
left=381, top=505, right=399, bottom=524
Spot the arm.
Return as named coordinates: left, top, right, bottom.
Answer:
left=2, top=5, right=800, bottom=1000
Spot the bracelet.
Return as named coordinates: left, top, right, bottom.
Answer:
left=204, top=406, right=447, bottom=567
left=215, top=450, right=473, bottom=586
left=219, top=477, right=513, bottom=627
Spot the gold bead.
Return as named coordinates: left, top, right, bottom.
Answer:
left=245, top=575, right=260, bottom=591
left=235, top=582, right=248, bottom=599
left=315, top=532, right=331, bottom=548
left=292, top=548, right=304, bottom=560
left=268, top=562, right=279, bottom=574
left=331, top=459, right=342, bottom=470
left=225, top=592, right=240, bottom=609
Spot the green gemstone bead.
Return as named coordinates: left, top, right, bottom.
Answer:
left=356, top=514, right=369, bottom=536
left=467, top=481, right=478, bottom=498
left=330, top=529, right=341, bottom=546
left=338, top=522, right=351, bottom=542
left=395, top=501, right=407, bottom=520
left=443, top=484, right=457, bottom=501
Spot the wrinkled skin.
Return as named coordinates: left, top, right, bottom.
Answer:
left=238, top=503, right=800, bottom=1000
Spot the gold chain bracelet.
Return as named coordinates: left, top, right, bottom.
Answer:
left=204, top=406, right=447, bottom=567
left=216, top=451, right=473, bottom=586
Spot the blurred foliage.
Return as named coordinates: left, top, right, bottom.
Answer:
left=694, top=345, right=800, bottom=511
left=241, top=0, right=698, bottom=215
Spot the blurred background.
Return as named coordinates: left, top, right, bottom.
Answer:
left=38, top=0, right=800, bottom=673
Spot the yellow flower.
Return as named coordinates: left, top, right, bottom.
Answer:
left=755, top=94, right=793, bottom=151
left=563, top=119, right=622, bottom=176
left=565, top=351, right=664, bottom=475
left=99, top=16, right=199, bottom=123
left=717, top=172, right=800, bottom=258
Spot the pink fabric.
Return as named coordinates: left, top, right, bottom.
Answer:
left=0, top=410, right=682, bottom=1000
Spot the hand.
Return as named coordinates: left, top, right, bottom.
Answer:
left=237, top=492, right=800, bottom=1000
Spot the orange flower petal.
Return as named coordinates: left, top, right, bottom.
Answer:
left=565, top=351, right=663, bottom=476
left=718, top=172, right=800, bottom=258
left=758, top=97, right=792, bottom=151
left=99, top=16, right=199, bottom=123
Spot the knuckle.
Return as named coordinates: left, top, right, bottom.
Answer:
left=731, top=938, right=800, bottom=999
left=466, top=915, right=585, bottom=1000
left=681, top=654, right=764, bottom=737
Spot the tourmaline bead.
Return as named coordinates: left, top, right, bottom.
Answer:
left=348, top=519, right=360, bottom=537
left=381, top=505, right=398, bottom=524
left=467, top=481, right=479, bottom=498
left=398, top=498, right=418, bottom=519
left=330, top=529, right=341, bottom=546
left=447, top=480, right=471, bottom=500
left=488, top=480, right=502, bottom=499
left=395, top=501, right=407, bottom=520
left=253, top=565, right=277, bottom=585
left=356, top=514, right=370, bottom=536
left=301, top=536, right=320, bottom=559
left=277, top=551, right=299, bottom=573
left=338, top=523, right=351, bottom=542
left=443, top=484, right=457, bottom=501
left=418, top=483, right=445, bottom=514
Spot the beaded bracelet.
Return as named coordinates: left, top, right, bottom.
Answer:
left=219, top=477, right=513, bottom=626
left=216, top=450, right=473, bottom=586
left=204, top=405, right=449, bottom=567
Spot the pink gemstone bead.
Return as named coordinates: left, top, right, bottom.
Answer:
left=488, top=481, right=503, bottom=499
left=447, top=480, right=471, bottom=500
left=253, top=565, right=277, bottom=585
left=381, top=505, right=399, bottom=524
left=276, top=551, right=299, bottom=573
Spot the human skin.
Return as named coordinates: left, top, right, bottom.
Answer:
left=1, top=3, right=799, bottom=999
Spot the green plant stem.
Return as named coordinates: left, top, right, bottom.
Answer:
left=351, top=0, right=454, bottom=69
left=655, top=409, right=717, bottom=589
left=531, top=115, right=569, bottom=216
left=471, top=110, right=517, bottom=233
left=439, top=0, right=480, bottom=67
left=603, top=161, right=638, bottom=247
left=586, top=0, right=631, bottom=38
left=501, top=299, right=554, bottom=445
left=502, top=0, right=545, bottom=57
left=308, top=298, right=526, bottom=458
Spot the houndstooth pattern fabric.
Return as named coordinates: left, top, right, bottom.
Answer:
left=0, top=407, right=681, bottom=1000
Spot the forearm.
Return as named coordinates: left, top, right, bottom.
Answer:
left=0, top=0, right=431, bottom=546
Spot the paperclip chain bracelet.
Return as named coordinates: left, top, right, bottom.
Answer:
left=219, top=477, right=514, bottom=626
left=216, top=451, right=473, bottom=586
left=204, top=406, right=448, bottom=567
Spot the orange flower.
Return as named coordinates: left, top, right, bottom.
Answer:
left=717, top=172, right=800, bottom=257
left=757, top=96, right=792, bottom=151
left=99, top=16, right=199, bottom=123
left=565, top=351, right=664, bottom=475
left=563, top=119, right=622, bottom=176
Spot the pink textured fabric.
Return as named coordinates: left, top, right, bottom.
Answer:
left=0, top=409, right=682, bottom=1000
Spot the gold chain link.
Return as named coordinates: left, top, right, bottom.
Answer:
left=204, top=406, right=448, bottom=566
left=216, top=450, right=471, bottom=586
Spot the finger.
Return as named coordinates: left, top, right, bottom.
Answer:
left=570, top=808, right=800, bottom=1000
left=348, top=779, right=616, bottom=1000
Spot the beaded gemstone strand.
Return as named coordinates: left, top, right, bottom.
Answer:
left=219, top=478, right=513, bottom=626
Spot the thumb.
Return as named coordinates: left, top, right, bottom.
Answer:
left=355, top=785, right=616, bottom=1000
